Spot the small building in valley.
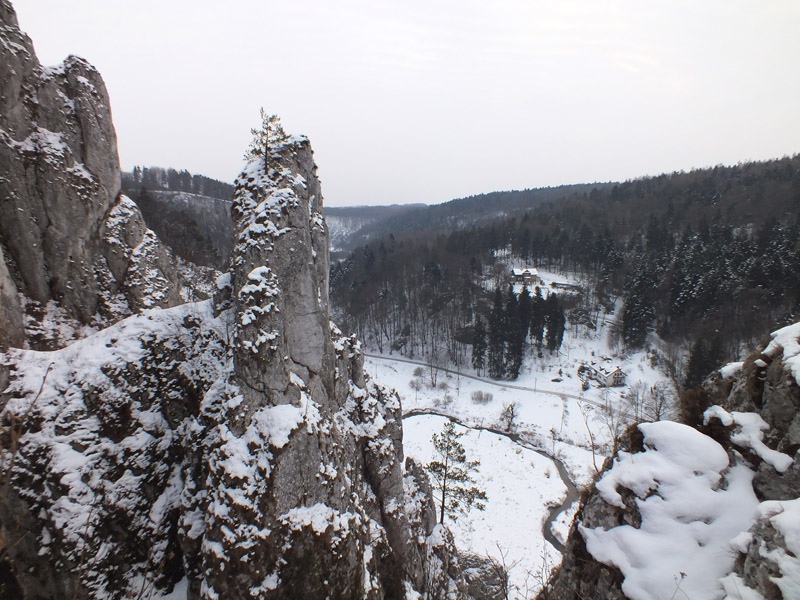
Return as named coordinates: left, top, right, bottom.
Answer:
left=578, top=362, right=626, bottom=387
left=512, top=267, right=542, bottom=285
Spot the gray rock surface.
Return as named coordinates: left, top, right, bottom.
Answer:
left=0, top=107, right=457, bottom=599
left=195, top=130, right=455, bottom=599
left=0, top=0, right=180, bottom=351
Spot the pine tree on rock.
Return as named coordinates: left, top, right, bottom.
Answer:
left=244, top=108, right=289, bottom=171
left=426, top=421, right=487, bottom=524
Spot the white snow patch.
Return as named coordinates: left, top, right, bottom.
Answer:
left=720, top=362, right=745, bottom=379
left=764, top=322, right=800, bottom=384
left=280, top=503, right=356, bottom=537
left=581, top=420, right=759, bottom=600
left=704, top=406, right=794, bottom=473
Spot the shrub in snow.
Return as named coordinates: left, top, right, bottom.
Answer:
left=471, top=390, right=493, bottom=405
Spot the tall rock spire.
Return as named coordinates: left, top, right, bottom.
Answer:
left=192, top=116, right=450, bottom=598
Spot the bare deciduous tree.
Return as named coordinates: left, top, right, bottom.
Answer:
left=499, top=401, right=519, bottom=432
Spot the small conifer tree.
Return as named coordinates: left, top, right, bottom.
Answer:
left=426, top=421, right=487, bottom=523
left=244, top=108, right=289, bottom=171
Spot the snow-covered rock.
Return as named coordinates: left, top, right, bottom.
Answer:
left=0, top=98, right=455, bottom=598
left=0, top=0, right=181, bottom=352
left=193, top=125, right=452, bottom=599
left=540, top=320, right=800, bottom=600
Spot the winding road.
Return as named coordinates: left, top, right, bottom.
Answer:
left=402, top=407, right=581, bottom=555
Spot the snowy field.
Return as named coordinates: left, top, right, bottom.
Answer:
left=403, top=414, right=566, bottom=594
left=365, top=269, right=677, bottom=597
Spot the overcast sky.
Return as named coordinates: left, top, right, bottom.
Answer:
left=12, top=1, right=800, bottom=206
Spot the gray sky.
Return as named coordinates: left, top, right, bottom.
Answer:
left=12, top=1, right=800, bottom=206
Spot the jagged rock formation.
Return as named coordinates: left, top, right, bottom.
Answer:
left=0, top=130, right=457, bottom=599
left=0, top=0, right=181, bottom=351
left=710, top=324, right=800, bottom=599
left=540, top=323, right=800, bottom=600
left=193, top=126, right=456, bottom=599
left=0, top=9, right=458, bottom=589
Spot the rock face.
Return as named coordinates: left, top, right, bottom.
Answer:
left=0, top=45, right=456, bottom=595
left=194, top=129, right=454, bottom=598
left=540, top=323, right=800, bottom=600
left=711, top=324, right=800, bottom=600
left=0, top=0, right=180, bottom=351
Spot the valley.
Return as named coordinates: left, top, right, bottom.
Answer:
left=1, top=1, right=799, bottom=596
left=358, top=267, right=675, bottom=597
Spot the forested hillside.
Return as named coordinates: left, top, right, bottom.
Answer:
left=347, top=182, right=609, bottom=243
left=331, top=156, right=800, bottom=385
left=120, top=167, right=234, bottom=268
left=121, top=166, right=234, bottom=200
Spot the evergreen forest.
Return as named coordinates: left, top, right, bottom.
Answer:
left=330, top=156, right=800, bottom=387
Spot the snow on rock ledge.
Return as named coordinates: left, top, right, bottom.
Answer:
left=704, top=406, right=794, bottom=473
left=763, top=322, right=800, bottom=387
left=581, top=421, right=759, bottom=600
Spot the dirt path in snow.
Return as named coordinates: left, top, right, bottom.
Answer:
left=402, top=408, right=581, bottom=555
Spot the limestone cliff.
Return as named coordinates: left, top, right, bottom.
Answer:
left=193, top=122, right=456, bottom=599
left=0, top=48, right=456, bottom=599
left=0, top=0, right=181, bottom=351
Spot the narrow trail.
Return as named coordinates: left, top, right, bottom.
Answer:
left=403, top=407, right=581, bottom=555
left=365, top=352, right=610, bottom=412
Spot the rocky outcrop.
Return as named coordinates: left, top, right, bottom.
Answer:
left=540, top=323, right=800, bottom=600
left=194, top=126, right=453, bottom=598
left=711, top=323, right=800, bottom=600
left=0, top=0, right=180, bottom=351
left=0, top=6, right=456, bottom=597
left=0, top=110, right=457, bottom=598
left=0, top=305, right=228, bottom=599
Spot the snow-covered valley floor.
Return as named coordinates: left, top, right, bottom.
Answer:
left=365, top=281, right=676, bottom=597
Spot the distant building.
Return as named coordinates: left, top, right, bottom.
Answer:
left=578, top=362, right=626, bottom=387
left=512, top=267, right=542, bottom=285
